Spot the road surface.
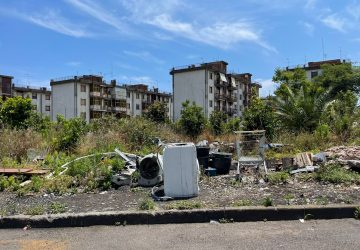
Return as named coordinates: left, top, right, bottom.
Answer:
left=0, top=219, right=359, bottom=249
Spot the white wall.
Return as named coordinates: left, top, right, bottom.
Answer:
left=76, top=83, right=90, bottom=122
left=173, top=69, right=206, bottom=121
left=51, top=82, right=75, bottom=121
left=306, top=69, right=323, bottom=81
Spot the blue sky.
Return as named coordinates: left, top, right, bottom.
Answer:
left=1, top=0, right=360, bottom=96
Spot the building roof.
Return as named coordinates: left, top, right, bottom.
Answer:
left=0, top=74, right=14, bottom=79
left=13, top=85, right=51, bottom=94
left=286, top=59, right=344, bottom=71
left=170, top=61, right=228, bottom=75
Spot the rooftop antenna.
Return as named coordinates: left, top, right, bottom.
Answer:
left=339, top=47, right=342, bottom=60
left=286, top=58, right=290, bottom=67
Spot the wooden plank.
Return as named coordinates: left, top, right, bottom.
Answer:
left=0, top=168, right=49, bottom=175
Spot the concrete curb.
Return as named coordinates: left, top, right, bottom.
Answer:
left=0, top=204, right=358, bottom=228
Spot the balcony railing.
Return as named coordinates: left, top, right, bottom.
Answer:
left=214, top=105, right=220, bottom=111
left=90, top=105, right=106, bottom=111
left=227, top=95, right=236, bottom=102
left=214, top=93, right=226, bottom=100
left=89, top=91, right=101, bottom=97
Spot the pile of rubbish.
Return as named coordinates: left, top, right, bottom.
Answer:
left=266, top=146, right=360, bottom=175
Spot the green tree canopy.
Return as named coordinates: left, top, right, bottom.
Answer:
left=209, top=110, right=227, bottom=135
left=242, top=96, right=277, bottom=140
left=0, top=96, right=33, bottom=129
left=179, top=100, right=206, bottom=138
left=145, top=101, right=168, bottom=123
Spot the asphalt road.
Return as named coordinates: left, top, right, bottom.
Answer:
left=0, top=219, right=359, bottom=250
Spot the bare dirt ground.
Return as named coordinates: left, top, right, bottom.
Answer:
left=1, top=170, right=359, bottom=216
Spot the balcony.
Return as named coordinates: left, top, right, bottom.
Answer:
left=214, top=79, right=228, bottom=88
left=227, top=95, right=236, bottom=103
left=227, top=108, right=236, bottom=115
left=214, top=92, right=226, bottom=100
left=90, top=105, right=106, bottom=111
left=214, top=105, right=220, bottom=111
left=89, top=91, right=101, bottom=97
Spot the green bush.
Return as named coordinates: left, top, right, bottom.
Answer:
left=31, top=176, right=44, bottom=192
left=0, top=96, right=33, bottom=129
left=316, top=164, right=360, bottom=184
left=209, top=111, right=227, bottom=135
left=268, top=171, right=290, bottom=184
left=145, top=101, right=168, bottom=123
left=262, top=197, right=274, bottom=207
left=165, top=200, right=203, bottom=210
left=179, top=101, right=206, bottom=138
left=53, top=115, right=88, bottom=151
left=139, top=198, right=155, bottom=210
left=225, top=117, right=241, bottom=133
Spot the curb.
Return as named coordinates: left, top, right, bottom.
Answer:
left=0, top=205, right=358, bottom=228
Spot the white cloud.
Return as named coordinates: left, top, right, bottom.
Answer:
left=65, top=0, right=130, bottom=33
left=321, top=14, right=347, bottom=33
left=2, top=9, right=90, bottom=37
left=256, top=78, right=278, bottom=97
left=117, top=75, right=155, bottom=84
left=299, top=21, right=314, bottom=36
left=147, top=14, right=276, bottom=51
left=66, top=61, right=82, bottom=67
left=346, top=1, right=360, bottom=21
left=123, top=50, right=165, bottom=64
left=305, top=0, right=317, bottom=9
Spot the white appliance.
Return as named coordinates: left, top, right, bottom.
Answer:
left=163, top=143, right=199, bottom=198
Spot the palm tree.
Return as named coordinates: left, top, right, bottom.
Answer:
left=274, top=84, right=330, bottom=132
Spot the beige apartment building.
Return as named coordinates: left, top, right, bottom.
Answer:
left=50, top=75, right=172, bottom=122
left=170, top=61, right=261, bottom=121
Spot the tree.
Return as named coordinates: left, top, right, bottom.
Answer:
left=315, top=63, right=360, bottom=98
left=209, top=111, right=227, bottom=135
left=242, top=96, right=277, bottom=140
left=179, top=101, right=206, bottom=138
left=274, top=84, right=329, bottom=132
left=0, top=96, right=33, bottom=129
left=321, top=91, right=359, bottom=141
left=273, top=67, right=308, bottom=98
left=145, top=101, right=168, bottom=123
left=224, top=117, right=241, bottom=134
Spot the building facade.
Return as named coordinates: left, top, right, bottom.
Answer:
left=51, top=75, right=172, bottom=122
left=286, top=59, right=344, bottom=81
left=170, top=61, right=260, bottom=121
left=12, top=85, right=52, bottom=116
left=0, top=75, right=13, bottom=100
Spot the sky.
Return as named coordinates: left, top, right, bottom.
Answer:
left=1, top=0, right=360, bottom=97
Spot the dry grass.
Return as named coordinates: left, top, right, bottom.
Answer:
left=0, top=129, right=46, bottom=162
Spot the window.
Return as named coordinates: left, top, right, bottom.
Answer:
left=136, top=104, right=140, bottom=110
left=81, top=99, right=86, bottom=106
left=45, top=94, right=51, bottom=100
left=45, top=105, right=50, bottom=111
left=209, top=86, right=213, bottom=94
left=143, top=94, right=145, bottom=99
left=32, top=93, right=37, bottom=99
left=127, top=103, right=130, bottom=109
left=127, top=92, right=130, bottom=98
left=136, top=93, right=140, bottom=99
left=209, top=72, right=213, bottom=80
left=209, top=100, right=213, bottom=107
left=81, top=84, right=86, bottom=92
left=311, top=71, right=318, bottom=78
left=80, top=112, right=86, bottom=120
left=239, top=94, right=242, bottom=100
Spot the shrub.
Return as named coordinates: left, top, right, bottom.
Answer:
left=31, top=176, right=44, bottom=192
left=262, top=197, right=274, bottom=207
left=179, top=101, right=206, bottom=138
left=53, top=115, right=88, bottom=151
left=268, top=171, right=290, bottom=184
left=225, top=117, right=241, bottom=134
left=45, top=175, right=75, bottom=195
left=209, top=111, right=227, bottom=135
left=25, top=205, right=45, bottom=215
left=49, top=202, right=67, bottom=214
left=139, top=198, right=155, bottom=210
left=231, top=199, right=252, bottom=207
left=0, top=96, right=33, bottom=129
left=145, top=101, right=168, bottom=123
left=316, top=164, right=360, bottom=184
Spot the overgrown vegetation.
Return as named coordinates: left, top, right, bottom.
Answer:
left=139, top=198, right=156, bottom=210
left=165, top=200, right=203, bottom=210
left=315, top=164, right=360, bottom=184
left=268, top=171, right=290, bottom=184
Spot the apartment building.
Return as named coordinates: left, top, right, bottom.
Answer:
left=125, top=84, right=172, bottom=119
left=286, top=59, right=344, bottom=80
left=51, top=75, right=172, bottom=122
left=170, top=61, right=260, bottom=121
left=0, top=74, right=13, bottom=100
left=12, top=85, right=52, bottom=116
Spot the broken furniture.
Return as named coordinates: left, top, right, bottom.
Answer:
left=235, top=130, right=268, bottom=179
left=163, top=143, right=199, bottom=198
